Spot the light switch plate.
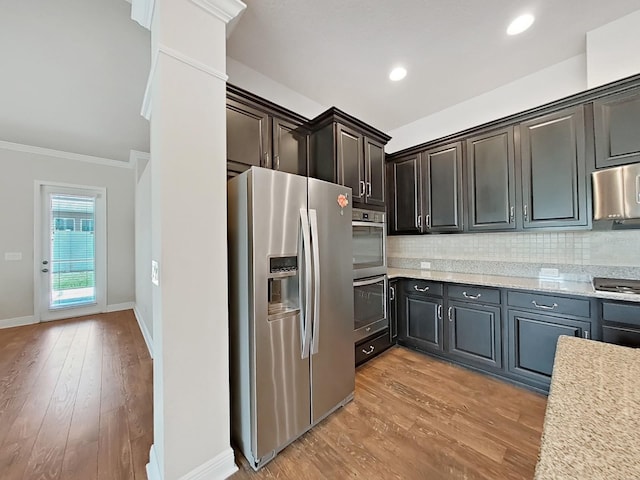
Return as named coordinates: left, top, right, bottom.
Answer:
left=151, top=260, right=159, bottom=286
left=4, top=252, right=22, bottom=261
left=420, top=261, right=431, bottom=270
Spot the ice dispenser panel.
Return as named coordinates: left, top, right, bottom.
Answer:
left=268, top=256, right=300, bottom=319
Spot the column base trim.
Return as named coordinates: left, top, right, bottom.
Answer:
left=147, top=445, right=238, bottom=480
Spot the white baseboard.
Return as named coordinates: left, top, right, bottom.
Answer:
left=133, top=304, right=154, bottom=359
left=179, top=447, right=238, bottom=480
left=146, top=445, right=238, bottom=480
left=0, top=315, right=37, bottom=329
left=106, top=302, right=135, bottom=312
left=147, top=445, right=162, bottom=480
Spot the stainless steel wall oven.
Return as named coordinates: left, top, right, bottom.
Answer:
left=352, top=208, right=386, bottom=279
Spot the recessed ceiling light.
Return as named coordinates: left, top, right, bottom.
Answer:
left=389, top=67, right=407, bottom=81
left=507, top=14, right=535, bottom=35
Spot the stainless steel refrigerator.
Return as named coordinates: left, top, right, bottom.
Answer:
left=227, top=167, right=355, bottom=470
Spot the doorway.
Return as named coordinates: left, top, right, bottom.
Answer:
left=36, top=183, right=107, bottom=321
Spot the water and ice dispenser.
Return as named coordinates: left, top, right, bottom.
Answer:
left=267, top=256, right=300, bottom=319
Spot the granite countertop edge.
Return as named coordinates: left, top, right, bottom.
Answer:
left=387, top=267, right=640, bottom=303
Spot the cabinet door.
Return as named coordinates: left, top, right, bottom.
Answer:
left=403, top=294, right=443, bottom=354
left=226, top=99, right=270, bottom=172
left=365, top=138, right=385, bottom=207
left=389, top=280, right=398, bottom=342
left=447, top=301, right=502, bottom=369
left=594, top=89, right=640, bottom=168
left=389, top=155, right=421, bottom=234
left=337, top=124, right=365, bottom=203
left=520, top=106, right=588, bottom=229
left=273, top=118, right=307, bottom=176
left=421, top=142, right=463, bottom=232
left=507, top=310, right=590, bottom=387
left=466, top=127, right=517, bottom=231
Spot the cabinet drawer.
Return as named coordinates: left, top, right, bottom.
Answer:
left=602, top=325, right=640, bottom=348
left=508, top=291, right=591, bottom=318
left=355, top=331, right=392, bottom=366
left=402, top=280, right=443, bottom=296
left=447, top=284, right=501, bottom=305
left=602, top=302, right=640, bottom=328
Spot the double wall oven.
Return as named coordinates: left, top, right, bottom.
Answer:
left=352, top=208, right=388, bottom=342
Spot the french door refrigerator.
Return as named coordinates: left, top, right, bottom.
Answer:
left=227, top=167, right=355, bottom=470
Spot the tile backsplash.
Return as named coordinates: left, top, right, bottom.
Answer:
left=387, top=230, right=640, bottom=281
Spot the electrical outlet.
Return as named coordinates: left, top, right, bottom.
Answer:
left=539, top=267, right=559, bottom=278
left=4, top=252, right=22, bottom=261
left=151, top=260, right=159, bottom=286
left=420, top=261, right=431, bottom=270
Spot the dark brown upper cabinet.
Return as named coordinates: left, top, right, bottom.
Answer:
left=519, top=106, right=589, bottom=229
left=420, top=142, right=463, bottom=233
left=226, top=99, right=270, bottom=176
left=226, top=85, right=309, bottom=178
left=388, top=153, right=421, bottom=234
left=594, top=89, right=640, bottom=168
left=466, top=127, right=517, bottom=231
left=309, top=108, right=391, bottom=210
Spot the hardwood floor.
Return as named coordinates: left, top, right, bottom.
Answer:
left=1, top=314, right=546, bottom=480
left=0, top=310, right=152, bottom=480
left=232, top=347, right=547, bottom=480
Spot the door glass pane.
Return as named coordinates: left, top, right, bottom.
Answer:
left=353, top=280, right=385, bottom=330
left=352, top=225, right=384, bottom=269
left=49, top=194, right=96, bottom=309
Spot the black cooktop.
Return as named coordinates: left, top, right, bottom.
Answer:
left=593, top=277, right=640, bottom=295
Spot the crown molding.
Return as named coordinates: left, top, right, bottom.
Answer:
left=0, top=140, right=133, bottom=169
left=189, top=0, right=246, bottom=24
left=131, top=0, right=155, bottom=30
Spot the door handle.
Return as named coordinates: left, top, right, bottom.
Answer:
left=263, top=152, right=270, bottom=168
left=359, top=181, right=365, bottom=197
left=524, top=204, right=528, bottom=221
left=413, top=285, right=429, bottom=292
left=447, top=306, right=453, bottom=322
left=417, top=215, right=422, bottom=229
left=362, top=346, right=375, bottom=355
left=437, top=304, right=442, bottom=320
left=389, top=285, right=395, bottom=301
left=309, top=209, right=321, bottom=355
left=41, top=268, right=49, bottom=273
left=509, top=206, right=515, bottom=223
left=425, top=214, right=431, bottom=229
left=299, top=208, right=313, bottom=359
left=274, top=154, right=280, bottom=171
left=367, top=182, right=372, bottom=197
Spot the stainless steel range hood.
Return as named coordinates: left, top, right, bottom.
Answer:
left=592, top=163, right=640, bottom=221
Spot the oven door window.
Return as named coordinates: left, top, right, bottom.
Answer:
left=354, top=278, right=386, bottom=331
left=352, top=224, right=385, bottom=270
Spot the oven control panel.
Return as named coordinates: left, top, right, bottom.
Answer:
left=352, top=208, right=385, bottom=223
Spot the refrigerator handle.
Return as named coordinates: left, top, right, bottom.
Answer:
left=309, top=209, right=321, bottom=355
left=299, top=208, right=313, bottom=359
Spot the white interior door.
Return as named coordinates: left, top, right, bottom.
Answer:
left=37, top=184, right=107, bottom=321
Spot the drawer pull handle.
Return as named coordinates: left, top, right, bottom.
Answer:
left=532, top=300, right=558, bottom=310
left=362, top=346, right=375, bottom=355
left=462, top=292, right=481, bottom=300
left=414, top=285, right=429, bottom=292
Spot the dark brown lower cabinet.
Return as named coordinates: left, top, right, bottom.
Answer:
left=401, top=294, right=444, bottom=354
left=447, top=300, right=502, bottom=369
left=507, top=310, right=590, bottom=388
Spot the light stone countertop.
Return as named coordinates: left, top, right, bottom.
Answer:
left=534, top=336, right=640, bottom=479
left=387, top=267, right=640, bottom=303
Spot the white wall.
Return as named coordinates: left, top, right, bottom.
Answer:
left=587, top=9, right=640, bottom=88
left=227, top=57, right=327, bottom=119
left=0, top=143, right=135, bottom=324
left=386, top=54, right=587, bottom=153
left=135, top=154, right=153, bottom=352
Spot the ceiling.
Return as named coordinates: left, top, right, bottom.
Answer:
left=227, top=0, right=640, bottom=133
left=0, top=0, right=150, bottom=162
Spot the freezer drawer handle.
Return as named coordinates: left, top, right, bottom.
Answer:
left=462, top=292, right=481, bottom=300
left=414, top=285, right=429, bottom=292
left=362, top=346, right=375, bottom=355
left=531, top=300, right=558, bottom=310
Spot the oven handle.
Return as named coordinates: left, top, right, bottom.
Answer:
left=352, top=221, right=386, bottom=228
left=353, top=276, right=386, bottom=287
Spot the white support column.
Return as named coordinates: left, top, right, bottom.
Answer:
left=132, top=0, right=246, bottom=479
